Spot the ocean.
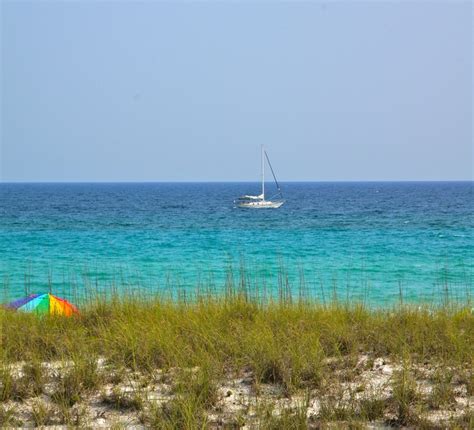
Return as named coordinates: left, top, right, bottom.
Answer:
left=0, top=182, right=472, bottom=305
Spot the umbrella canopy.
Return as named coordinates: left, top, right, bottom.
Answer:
left=5, top=293, right=79, bottom=316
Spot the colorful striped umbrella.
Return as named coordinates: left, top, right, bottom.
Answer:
left=5, top=293, right=79, bottom=316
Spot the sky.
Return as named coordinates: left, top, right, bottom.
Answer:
left=1, top=1, right=472, bottom=182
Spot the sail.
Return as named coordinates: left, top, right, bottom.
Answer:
left=264, top=151, right=283, bottom=198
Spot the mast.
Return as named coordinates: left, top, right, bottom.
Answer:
left=261, top=144, right=265, bottom=200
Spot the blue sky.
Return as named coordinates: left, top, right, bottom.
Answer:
left=1, top=1, right=472, bottom=181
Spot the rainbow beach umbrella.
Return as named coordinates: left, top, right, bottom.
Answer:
left=5, top=293, right=79, bottom=316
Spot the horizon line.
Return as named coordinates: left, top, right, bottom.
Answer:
left=1, top=180, right=472, bottom=184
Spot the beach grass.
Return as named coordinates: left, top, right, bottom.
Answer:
left=1, top=287, right=473, bottom=428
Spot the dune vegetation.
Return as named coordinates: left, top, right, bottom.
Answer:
left=0, top=284, right=473, bottom=428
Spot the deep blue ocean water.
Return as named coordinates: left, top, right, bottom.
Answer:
left=0, top=182, right=472, bottom=305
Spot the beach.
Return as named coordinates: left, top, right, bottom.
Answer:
left=1, top=182, right=473, bottom=427
left=2, top=0, right=472, bottom=426
left=1, top=294, right=473, bottom=428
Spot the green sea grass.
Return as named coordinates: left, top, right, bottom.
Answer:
left=0, top=283, right=473, bottom=428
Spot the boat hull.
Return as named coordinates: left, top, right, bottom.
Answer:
left=236, top=200, right=284, bottom=209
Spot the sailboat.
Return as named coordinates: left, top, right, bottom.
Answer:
left=235, top=146, right=285, bottom=209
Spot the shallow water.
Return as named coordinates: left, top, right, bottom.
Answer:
left=0, top=182, right=472, bottom=304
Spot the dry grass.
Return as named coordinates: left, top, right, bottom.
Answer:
left=1, top=291, right=473, bottom=427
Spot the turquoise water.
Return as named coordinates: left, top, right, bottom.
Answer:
left=0, top=182, right=472, bottom=305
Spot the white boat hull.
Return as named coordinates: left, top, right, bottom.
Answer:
left=237, top=200, right=284, bottom=209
